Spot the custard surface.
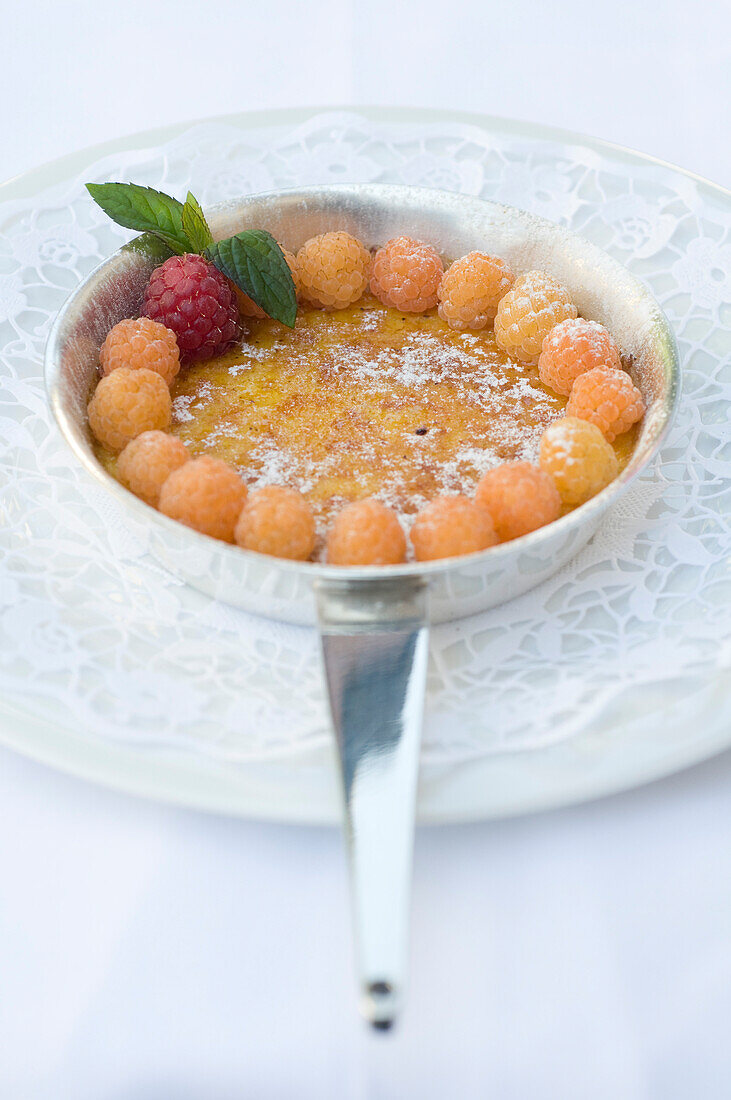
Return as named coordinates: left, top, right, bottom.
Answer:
left=96, top=295, right=636, bottom=546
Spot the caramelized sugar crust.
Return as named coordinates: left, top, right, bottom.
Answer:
left=96, top=295, right=636, bottom=554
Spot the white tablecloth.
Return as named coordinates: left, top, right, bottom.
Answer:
left=2, top=2, right=730, bottom=1096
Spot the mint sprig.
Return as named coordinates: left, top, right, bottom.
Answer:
left=205, top=231, right=297, bottom=329
left=87, top=182, right=298, bottom=327
left=86, top=183, right=190, bottom=254
left=181, top=191, right=214, bottom=253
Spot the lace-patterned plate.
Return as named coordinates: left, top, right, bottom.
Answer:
left=1, top=108, right=729, bottom=823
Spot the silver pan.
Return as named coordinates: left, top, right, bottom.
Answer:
left=45, top=184, right=680, bottom=1028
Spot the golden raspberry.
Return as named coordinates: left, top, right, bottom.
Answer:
left=539, top=417, right=618, bottom=506
left=296, top=232, right=370, bottom=310
left=117, top=431, right=189, bottom=507
left=567, top=367, right=645, bottom=442
left=370, top=236, right=444, bottom=312
left=234, top=485, right=315, bottom=561
left=88, top=368, right=171, bottom=452
left=410, top=496, right=497, bottom=562
left=327, top=499, right=406, bottom=565
left=538, top=318, right=622, bottom=395
left=437, top=252, right=515, bottom=330
left=494, top=271, right=577, bottom=364
left=475, top=462, right=561, bottom=541
left=236, top=247, right=300, bottom=318
left=100, top=317, right=180, bottom=385
left=158, top=456, right=248, bottom=542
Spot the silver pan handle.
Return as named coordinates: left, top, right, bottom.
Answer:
left=315, top=576, right=429, bottom=1030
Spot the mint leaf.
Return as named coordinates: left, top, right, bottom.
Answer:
left=181, top=192, right=214, bottom=252
left=121, top=233, right=175, bottom=264
left=205, top=231, right=297, bottom=328
left=86, top=183, right=190, bottom=254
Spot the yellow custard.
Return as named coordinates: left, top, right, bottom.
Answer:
left=95, top=295, right=637, bottom=548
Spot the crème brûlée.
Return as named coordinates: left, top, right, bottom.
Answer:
left=94, top=293, right=638, bottom=560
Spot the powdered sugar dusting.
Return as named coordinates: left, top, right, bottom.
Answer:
left=172, top=381, right=213, bottom=424
left=172, top=394, right=194, bottom=423
left=246, top=438, right=316, bottom=495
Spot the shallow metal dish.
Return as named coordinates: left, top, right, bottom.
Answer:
left=45, top=184, right=680, bottom=1028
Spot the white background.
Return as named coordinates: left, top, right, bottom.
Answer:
left=2, top=1, right=731, bottom=1097
left=5, top=0, right=730, bottom=187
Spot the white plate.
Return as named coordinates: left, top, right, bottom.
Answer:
left=1, top=107, right=729, bottom=823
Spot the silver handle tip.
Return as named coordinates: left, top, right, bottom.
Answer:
left=362, top=981, right=398, bottom=1032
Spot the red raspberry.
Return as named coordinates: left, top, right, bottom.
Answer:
left=566, top=366, right=645, bottom=442
left=370, top=237, right=444, bottom=313
left=327, top=499, right=406, bottom=565
left=117, top=431, right=189, bottom=507
left=142, top=253, right=240, bottom=363
left=538, top=318, right=622, bottom=395
left=438, top=252, right=515, bottom=330
left=410, top=496, right=497, bottom=561
left=88, top=368, right=171, bottom=452
left=100, top=317, right=180, bottom=385
left=475, top=462, right=561, bottom=541
left=234, top=486, right=315, bottom=560
left=158, top=456, right=248, bottom=542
